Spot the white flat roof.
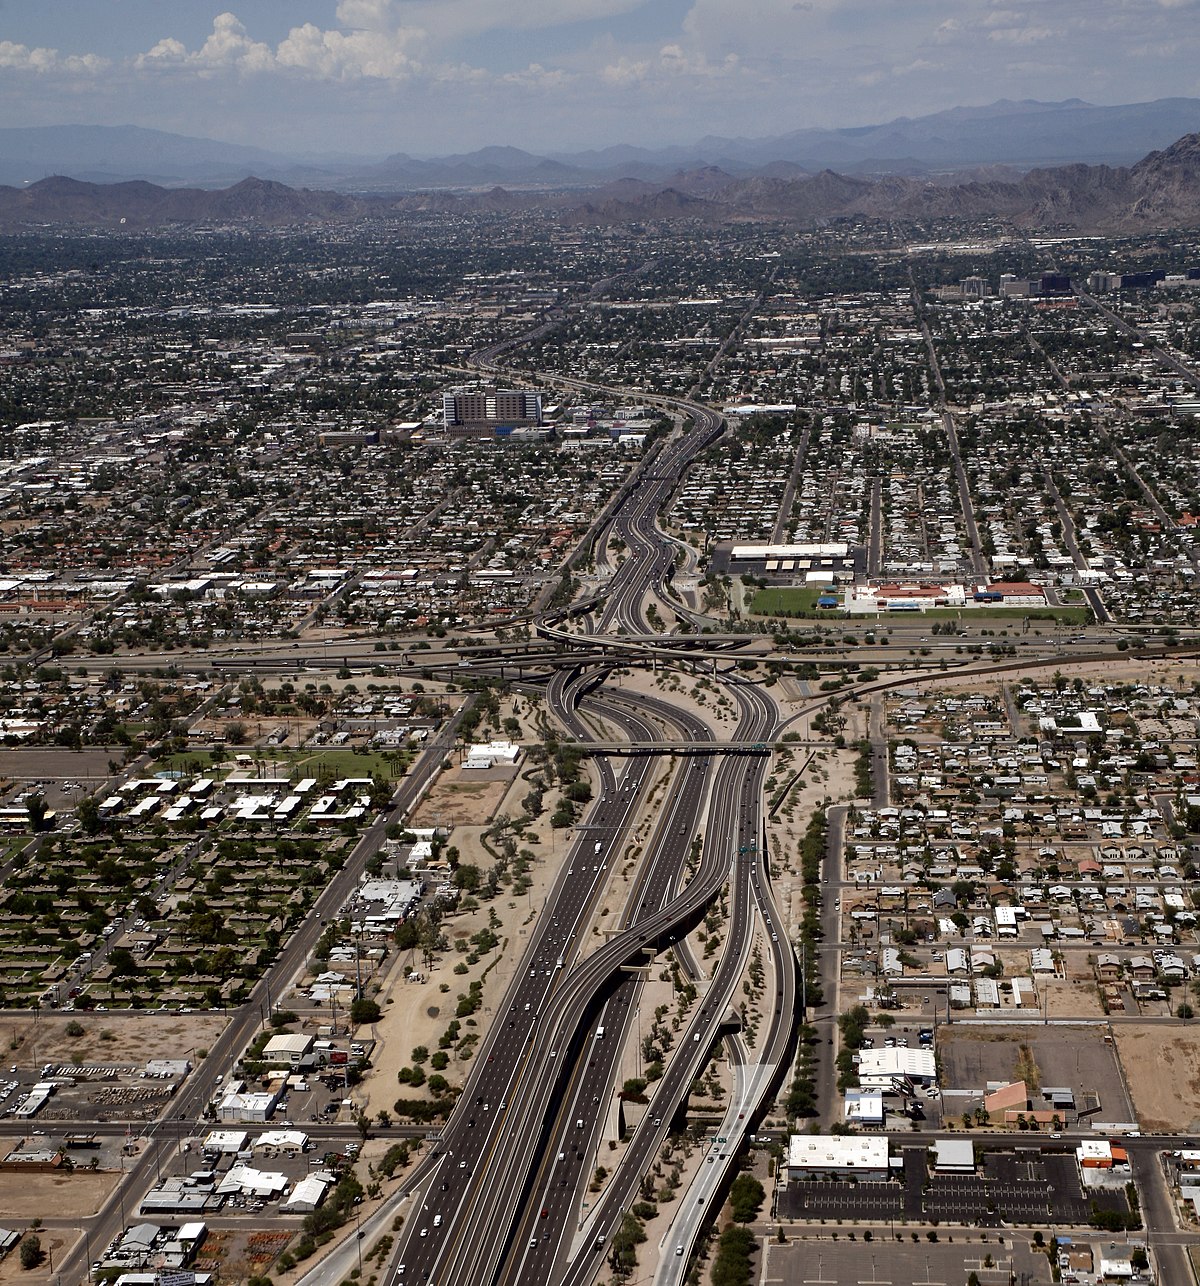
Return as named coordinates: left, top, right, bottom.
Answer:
left=857, top=1048, right=936, bottom=1079
left=203, top=1130, right=248, bottom=1152
left=731, top=542, right=850, bottom=560
left=788, top=1134, right=889, bottom=1170
left=933, top=1138, right=976, bottom=1170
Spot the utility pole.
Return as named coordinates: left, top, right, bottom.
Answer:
left=354, top=927, right=363, bottom=1000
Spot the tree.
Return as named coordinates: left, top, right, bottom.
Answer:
left=77, top=794, right=103, bottom=835
left=609, top=1212, right=646, bottom=1279
left=25, top=795, right=48, bottom=832
left=19, top=1235, right=44, bottom=1270
left=452, top=864, right=482, bottom=894
left=108, top=947, right=138, bottom=978
left=350, top=997, right=381, bottom=1025
left=730, top=1172, right=765, bottom=1222
left=394, top=919, right=420, bottom=951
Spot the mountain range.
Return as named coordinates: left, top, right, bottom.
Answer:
left=6, top=128, right=1200, bottom=235
left=6, top=98, right=1200, bottom=192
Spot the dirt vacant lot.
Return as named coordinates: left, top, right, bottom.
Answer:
left=0, top=1010, right=228, bottom=1071
left=410, top=766, right=516, bottom=827
left=1114, top=1024, right=1200, bottom=1133
left=939, top=1024, right=1130, bottom=1119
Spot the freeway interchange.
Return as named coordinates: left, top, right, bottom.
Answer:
left=291, top=395, right=799, bottom=1286
left=46, top=387, right=1200, bottom=1286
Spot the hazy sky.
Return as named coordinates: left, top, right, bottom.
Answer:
left=1, top=0, right=1198, bottom=155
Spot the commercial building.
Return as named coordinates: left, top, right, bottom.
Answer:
left=843, top=1090, right=885, bottom=1126
left=442, top=387, right=542, bottom=437
left=932, top=1138, right=976, bottom=1173
left=856, top=1047, right=936, bottom=1092
left=217, top=1082, right=279, bottom=1123
left=711, top=541, right=862, bottom=581
left=1076, top=1140, right=1129, bottom=1171
left=786, top=1134, right=891, bottom=1181
left=463, top=739, right=522, bottom=770
left=262, top=1033, right=314, bottom=1068
left=983, top=1080, right=1028, bottom=1117
left=281, top=1173, right=333, bottom=1214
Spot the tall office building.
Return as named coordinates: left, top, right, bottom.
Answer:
left=442, top=387, right=543, bottom=437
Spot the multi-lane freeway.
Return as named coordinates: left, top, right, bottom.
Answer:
left=307, top=377, right=801, bottom=1286
left=49, top=278, right=1200, bottom=1286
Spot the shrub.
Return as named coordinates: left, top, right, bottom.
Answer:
left=20, top=1235, right=44, bottom=1270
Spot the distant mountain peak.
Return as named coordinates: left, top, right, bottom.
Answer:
left=4, top=97, right=1200, bottom=196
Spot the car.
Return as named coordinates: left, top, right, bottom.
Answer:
left=419, top=1228, right=427, bottom=1238
left=540, top=1208, right=548, bottom=1219
left=675, top=1246, right=684, bottom=1256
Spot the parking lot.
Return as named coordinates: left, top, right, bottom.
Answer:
left=778, top=1145, right=1133, bottom=1228
left=761, top=1236, right=1051, bottom=1285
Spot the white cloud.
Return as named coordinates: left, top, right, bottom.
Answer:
left=981, top=8, right=1024, bottom=27
left=195, top=12, right=275, bottom=71
left=499, top=62, right=576, bottom=90
left=0, top=40, right=107, bottom=74
left=336, top=0, right=403, bottom=28
left=135, top=10, right=422, bottom=81
left=408, top=0, right=650, bottom=40
left=599, top=40, right=742, bottom=88
left=275, top=22, right=421, bottom=80
left=136, top=13, right=273, bottom=73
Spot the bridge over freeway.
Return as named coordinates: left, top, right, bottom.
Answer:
left=571, top=739, right=773, bottom=756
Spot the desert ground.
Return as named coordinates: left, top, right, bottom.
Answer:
left=1113, top=1024, right=1200, bottom=1133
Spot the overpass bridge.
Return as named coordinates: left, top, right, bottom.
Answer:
left=572, top=739, right=772, bottom=757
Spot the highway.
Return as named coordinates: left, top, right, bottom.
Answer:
left=67, top=280, right=1200, bottom=1286
left=336, top=376, right=799, bottom=1286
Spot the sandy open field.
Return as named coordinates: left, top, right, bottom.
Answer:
left=0, top=1011, right=229, bottom=1072
left=1113, top=1024, right=1200, bottom=1133
left=355, top=750, right=572, bottom=1121
left=409, top=766, right=515, bottom=828
left=0, top=1222, right=91, bottom=1286
left=0, top=1170, right=116, bottom=1223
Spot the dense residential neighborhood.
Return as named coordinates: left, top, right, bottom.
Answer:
left=4, top=206, right=1200, bottom=1286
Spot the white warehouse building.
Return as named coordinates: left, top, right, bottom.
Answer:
left=856, top=1047, right=937, bottom=1092
left=787, top=1134, right=892, bottom=1181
